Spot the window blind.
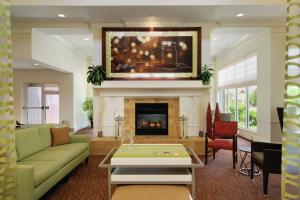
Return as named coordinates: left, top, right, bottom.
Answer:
left=218, top=53, right=257, bottom=88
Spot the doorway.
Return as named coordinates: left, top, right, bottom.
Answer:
left=23, top=83, right=59, bottom=124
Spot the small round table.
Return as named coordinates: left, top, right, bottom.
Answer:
left=239, top=146, right=260, bottom=176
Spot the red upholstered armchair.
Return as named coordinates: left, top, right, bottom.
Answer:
left=205, top=119, right=238, bottom=169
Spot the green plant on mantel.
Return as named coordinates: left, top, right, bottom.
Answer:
left=200, top=64, right=215, bottom=85
left=87, top=64, right=106, bottom=85
left=83, top=97, right=93, bottom=128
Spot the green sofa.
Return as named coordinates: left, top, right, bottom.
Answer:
left=15, top=125, right=90, bottom=200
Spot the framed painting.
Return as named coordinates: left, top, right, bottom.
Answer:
left=102, top=27, right=201, bottom=80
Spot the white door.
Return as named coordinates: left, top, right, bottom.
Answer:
left=23, top=83, right=59, bottom=124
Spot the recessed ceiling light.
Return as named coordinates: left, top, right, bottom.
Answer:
left=213, top=37, right=218, bottom=41
left=34, top=63, right=39, bottom=66
left=84, top=38, right=90, bottom=41
left=58, top=13, right=66, bottom=18
left=236, top=13, right=244, bottom=17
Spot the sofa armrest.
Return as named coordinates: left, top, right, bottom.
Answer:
left=16, top=164, right=35, bottom=200
left=264, top=149, right=282, bottom=173
left=251, top=141, right=282, bottom=153
left=70, top=135, right=90, bottom=153
left=70, top=135, right=90, bottom=144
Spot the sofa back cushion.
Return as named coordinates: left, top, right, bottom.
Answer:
left=16, top=127, right=44, bottom=161
left=38, top=124, right=54, bottom=149
left=50, top=127, right=70, bottom=146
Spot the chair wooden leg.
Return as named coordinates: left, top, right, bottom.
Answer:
left=263, top=171, right=269, bottom=194
left=205, top=142, right=208, bottom=164
left=235, top=137, right=238, bottom=163
left=232, top=137, right=236, bottom=169
left=251, top=160, right=254, bottom=180
left=213, top=149, right=216, bottom=159
left=232, top=148, right=236, bottom=169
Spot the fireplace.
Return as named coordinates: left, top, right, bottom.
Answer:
left=135, top=103, right=168, bottom=135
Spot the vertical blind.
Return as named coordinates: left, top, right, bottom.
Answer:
left=218, top=53, right=257, bottom=88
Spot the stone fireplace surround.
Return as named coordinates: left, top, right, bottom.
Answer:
left=93, top=81, right=210, bottom=138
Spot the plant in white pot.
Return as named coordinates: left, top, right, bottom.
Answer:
left=200, top=64, right=215, bottom=85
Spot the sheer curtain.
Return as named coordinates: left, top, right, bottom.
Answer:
left=0, top=0, right=16, bottom=198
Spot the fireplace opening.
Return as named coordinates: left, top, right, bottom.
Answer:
left=135, top=103, right=168, bottom=135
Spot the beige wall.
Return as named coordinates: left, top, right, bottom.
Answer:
left=13, top=69, right=74, bottom=127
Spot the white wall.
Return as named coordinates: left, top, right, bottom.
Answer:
left=215, top=28, right=285, bottom=142
left=31, top=29, right=89, bottom=131
left=13, top=69, right=74, bottom=127
left=12, top=29, right=89, bottom=131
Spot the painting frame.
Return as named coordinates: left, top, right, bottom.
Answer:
left=102, top=27, right=201, bottom=80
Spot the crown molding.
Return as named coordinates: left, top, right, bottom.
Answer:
left=11, top=0, right=285, bottom=6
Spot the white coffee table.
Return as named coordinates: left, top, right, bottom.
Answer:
left=99, top=144, right=203, bottom=200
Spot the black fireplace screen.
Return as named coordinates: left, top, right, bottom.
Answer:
left=135, top=103, right=168, bottom=135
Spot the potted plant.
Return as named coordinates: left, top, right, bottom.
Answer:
left=200, top=64, right=215, bottom=85
left=83, top=97, right=93, bottom=128
left=87, top=64, right=106, bottom=85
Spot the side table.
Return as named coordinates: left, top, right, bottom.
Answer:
left=239, top=146, right=260, bottom=176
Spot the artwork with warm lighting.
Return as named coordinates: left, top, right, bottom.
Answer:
left=102, top=27, right=201, bottom=79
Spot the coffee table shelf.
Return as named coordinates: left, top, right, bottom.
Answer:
left=111, top=167, right=192, bottom=183
left=99, top=144, right=203, bottom=200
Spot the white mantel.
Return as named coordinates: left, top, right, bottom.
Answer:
left=93, top=80, right=211, bottom=138
left=94, top=80, right=209, bottom=89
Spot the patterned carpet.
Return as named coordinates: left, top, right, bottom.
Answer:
left=41, top=143, right=280, bottom=200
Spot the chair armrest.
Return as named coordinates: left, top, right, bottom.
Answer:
left=263, top=149, right=282, bottom=172
left=251, top=141, right=282, bottom=152
left=16, top=164, right=35, bottom=200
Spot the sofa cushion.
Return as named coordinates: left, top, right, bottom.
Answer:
left=38, top=124, right=54, bottom=149
left=17, top=161, right=60, bottom=187
left=252, top=152, right=264, bottom=164
left=23, top=149, right=81, bottom=167
left=44, top=143, right=88, bottom=155
left=50, top=127, right=70, bottom=146
left=16, top=127, right=44, bottom=160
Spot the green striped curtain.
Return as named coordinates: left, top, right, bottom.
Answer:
left=283, top=0, right=300, bottom=199
left=0, top=0, right=16, bottom=199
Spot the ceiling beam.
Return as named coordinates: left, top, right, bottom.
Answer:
left=11, top=0, right=285, bottom=6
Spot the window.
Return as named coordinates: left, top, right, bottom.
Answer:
left=248, top=86, right=257, bottom=130
left=27, top=85, right=42, bottom=124
left=237, top=88, right=247, bottom=128
left=218, top=53, right=257, bottom=131
left=228, top=89, right=236, bottom=121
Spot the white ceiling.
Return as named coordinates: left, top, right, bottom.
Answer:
left=11, top=4, right=285, bottom=67
left=37, top=28, right=93, bottom=57
left=13, top=59, right=48, bottom=70
left=210, top=27, right=266, bottom=57
left=11, top=5, right=286, bottom=25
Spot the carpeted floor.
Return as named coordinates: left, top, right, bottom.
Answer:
left=42, top=139, right=280, bottom=200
